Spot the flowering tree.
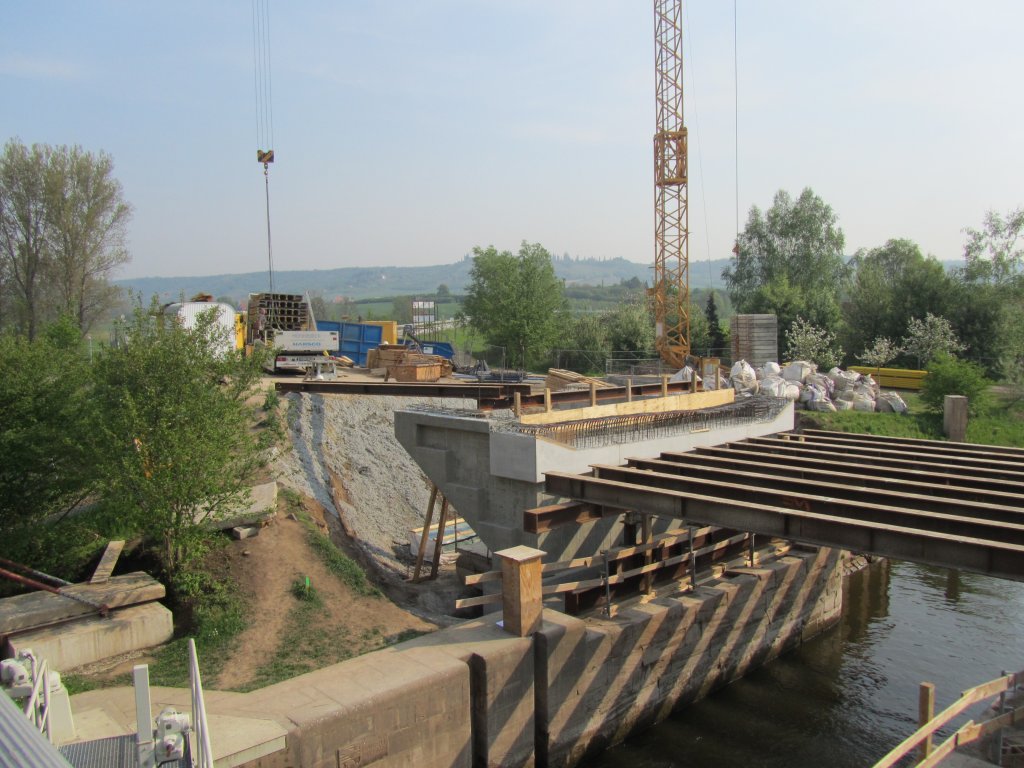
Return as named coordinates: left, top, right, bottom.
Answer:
left=858, top=337, right=903, bottom=369
left=784, top=317, right=844, bottom=369
left=902, top=313, right=964, bottom=368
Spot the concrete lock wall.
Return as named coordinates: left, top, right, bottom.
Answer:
left=234, top=547, right=841, bottom=768
left=393, top=402, right=795, bottom=562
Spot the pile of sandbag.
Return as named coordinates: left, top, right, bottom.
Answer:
left=727, top=359, right=907, bottom=414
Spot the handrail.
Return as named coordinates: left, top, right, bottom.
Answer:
left=22, top=655, right=51, bottom=740
left=188, top=639, right=214, bottom=768
left=873, top=668, right=1024, bottom=767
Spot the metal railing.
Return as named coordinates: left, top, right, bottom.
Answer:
left=22, top=654, right=51, bottom=741
left=188, top=639, right=214, bottom=768
left=873, top=668, right=1024, bottom=767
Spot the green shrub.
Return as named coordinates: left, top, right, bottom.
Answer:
left=920, top=353, right=992, bottom=415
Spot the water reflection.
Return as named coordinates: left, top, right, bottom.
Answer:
left=590, top=558, right=1024, bottom=768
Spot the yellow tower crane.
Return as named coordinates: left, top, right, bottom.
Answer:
left=651, top=0, right=691, bottom=369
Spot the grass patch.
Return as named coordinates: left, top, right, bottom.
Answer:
left=799, top=389, right=1024, bottom=448
left=280, top=488, right=380, bottom=598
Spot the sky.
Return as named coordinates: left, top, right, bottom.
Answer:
left=3, top=1, right=1022, bottom=280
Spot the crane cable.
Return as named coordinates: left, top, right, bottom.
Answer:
left=252, top=0, right=276, bottom=302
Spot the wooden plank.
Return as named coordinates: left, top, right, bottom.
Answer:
left=518, top=387, right=734, bottom=425
left=89, top=540, right=125, bottom=584
left=0, top=572, right=165, bottom=635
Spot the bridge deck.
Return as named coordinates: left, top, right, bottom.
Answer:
left=530, top=429, right=1024, bottom=582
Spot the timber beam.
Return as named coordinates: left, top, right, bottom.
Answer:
left=624, top=456, right=1024, bottom=514
left=681, top=445, right=1024, bottom=494
left=543, top=471, right=1024, bottom=582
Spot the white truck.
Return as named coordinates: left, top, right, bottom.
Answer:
left=265, top=329, right=340, bottom=374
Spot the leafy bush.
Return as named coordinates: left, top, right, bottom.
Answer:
left=920, top=354, right=992, bottom=415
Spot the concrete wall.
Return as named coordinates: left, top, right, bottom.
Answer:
left=216, top=547, right=841, bottom=768
left=394, top=402, right=794, bottom=561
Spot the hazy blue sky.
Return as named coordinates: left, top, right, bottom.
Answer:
left=3, top=1, right=1022, bottom=280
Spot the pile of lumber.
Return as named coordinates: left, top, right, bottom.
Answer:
left=545, top=368, right=615, bottom=392
left=368, top=344, right=454, bottom=382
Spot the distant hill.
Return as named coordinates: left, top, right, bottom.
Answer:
left=117, top=256, right=736, bottom=303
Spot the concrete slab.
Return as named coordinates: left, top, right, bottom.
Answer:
left=206, top=481, right=278, bottom=530
left=7, top=602, right=173, bottom=671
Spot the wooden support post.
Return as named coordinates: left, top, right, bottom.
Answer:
left=944, top=395, right=968, bottom=442
left=660, top=375, right=669, bottom=398
left=412, top=485, right=438, bottom=582
left=544, top=387, right=552, bottom=413
left=688, top=526, right=697, bottom=591
left=495, top=546, right=545, bottom=636
left=918, top=682, right=935, bottom=763
left=641, top=515, right=654, bottom=595
left=626, top=378, right=634, bottom=402
left=513, top=391, right=521, bottom=417
left=430, top=497, right=450, bottom=580
left=589, top=382, right=598, bottom=407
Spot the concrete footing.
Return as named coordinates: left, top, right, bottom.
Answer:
left=7, top=602, right=173, bottom=671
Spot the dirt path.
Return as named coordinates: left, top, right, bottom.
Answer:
left=214, top=493, right=437, bottom=691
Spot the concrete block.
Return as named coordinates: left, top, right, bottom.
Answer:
left=7, top=602, right=172, bottom=671
left=231, top=525, right=260, bottom=540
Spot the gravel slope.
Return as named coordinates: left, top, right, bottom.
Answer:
left=273, top=392, right=468, bottom=577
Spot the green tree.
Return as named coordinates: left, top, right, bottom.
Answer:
left=724, top=188, right=848, bottom=349
left=0, top=140, right=132, bottom=339
left=607, top=292, right=655, bottom=356
left=0, top=320, right=95, bottom=532
left=0, top=140, right=50, bottom=339
left=561, top=313, right=610, bottom=373
left=44, top=144, right=131, bottom=334
left=843, top=239, right=955, bottom=361
left=463, top=242, right=566, bottom=369
left=90, top=303, right=266, bottom=578
left=391, top=295, right=413, bottom=325
left=920, top=353, right=992, bottom=415
left=704, top=291, right=726, bottom=354
left=962, top=207, right=1024, bottom=285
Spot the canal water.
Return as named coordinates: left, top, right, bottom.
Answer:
left=591, top=559, right=1024, bottom=767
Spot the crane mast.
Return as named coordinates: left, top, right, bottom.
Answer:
left=651, top=0, right=690, bottom=369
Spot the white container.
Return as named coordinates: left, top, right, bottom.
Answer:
left=163, top=302, right=237, bottom=357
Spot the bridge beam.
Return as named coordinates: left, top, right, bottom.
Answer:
left=542, top=471, right=1024, bottom=582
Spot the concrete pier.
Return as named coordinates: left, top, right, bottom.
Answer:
left=394, top=399, right=794, bottom=561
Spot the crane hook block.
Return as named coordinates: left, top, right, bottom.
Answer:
left=257, top=149, right=275, bottom=164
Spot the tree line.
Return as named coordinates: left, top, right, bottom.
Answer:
left=0, top=138, right=131, bottom=340
left=725, top=188, right=1023, bottom=378
left=460, top=193, right=1022, bottom=380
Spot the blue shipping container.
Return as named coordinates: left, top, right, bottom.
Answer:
left=315, top=321, right=342, bottom=353
left=339, top=322, right=384, bottom=366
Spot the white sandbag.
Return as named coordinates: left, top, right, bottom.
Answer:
left=809, top=399, right=837, bottom=412
left=783, top=360, right=816, bottom=383
left=834, top=398, right=854, bottom=411
left=877, top=391, right=908, bottom=414
left=760, top=375, right=788, bottom=398
left=784, top=383, right=801, bottom=401
left=763, top=361, right=782, bottom=377
left=835, top=388, right=855, bottom=402
left=730, top=360, right=759, bottom=394
left=828, top=367, right=860, bottom=393
left=852, top=394, right=876, bottom=412
left=805, top=373, right=836, bottom=399
left=669, top=366, right=701, bottom=384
